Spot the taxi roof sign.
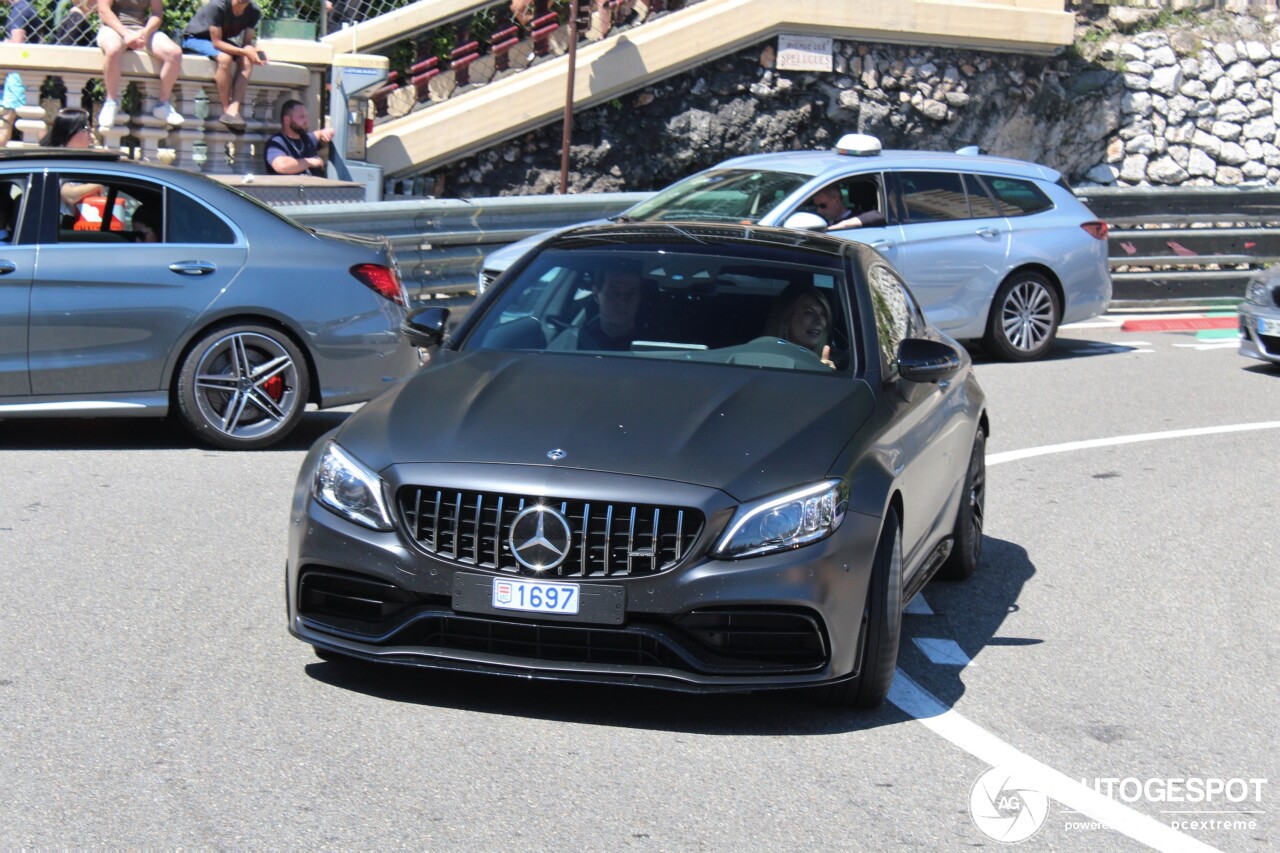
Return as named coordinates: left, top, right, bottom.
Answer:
left=835, top=134, right=882, bottom=156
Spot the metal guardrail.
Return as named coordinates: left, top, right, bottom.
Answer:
left=288, top=193, right=647, bottom=301
left=1075, top=185, right=1280, bottom=303
left=288, top=186, right=1280, bottom=306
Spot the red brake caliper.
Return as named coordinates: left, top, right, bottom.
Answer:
left=262, top=376, right=285, bottom=401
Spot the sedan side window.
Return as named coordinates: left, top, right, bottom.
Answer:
left=899, top=171, right=969, bottom=223
left=55, top=175, right=160, bottom=244
left=985, top=176, right=1054, bottom=216
left=166, top=189, right=235, bottom=244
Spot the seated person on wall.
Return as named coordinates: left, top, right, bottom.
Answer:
left=763, top=282, right=837, bottom=369
left=810, top=183, right=885, bottom=231
left=1, top=0, right=39, bottom=147
left=96, top=0, right=187, bottom=130
left=181, top=0, right=265, bottom=133
left=55, top=0, right=98, bottom=46
left=549, top=266, right=645, bottom=352
left=264, top=99, right=335, bottom=177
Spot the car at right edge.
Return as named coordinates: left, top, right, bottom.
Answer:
left=1238, top=268, right=1280, bottom=367
left=481, top=134, right=1112, bottom=361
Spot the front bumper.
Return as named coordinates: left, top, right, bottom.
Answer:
left=286, top=454, right=883, bottom=692
left=1238, top=303, right=1280, bottom=365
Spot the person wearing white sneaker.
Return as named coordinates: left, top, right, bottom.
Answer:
left=96, top=0, right=186, bottom=130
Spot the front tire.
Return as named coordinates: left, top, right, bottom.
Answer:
left=983, top=272, right=1060, bottom=361
left=939, top=426, right=986, bottom=581
left=809, top=506, right=903, bottom=709
left=176, top=323, right=310, bottom=449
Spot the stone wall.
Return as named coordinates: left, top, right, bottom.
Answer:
left=405, top=10, right=1280, bottom=197
left=1087, top=32, right=1280, bottom=184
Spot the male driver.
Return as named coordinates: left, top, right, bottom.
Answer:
left=182, top=0, right=265, bottom=133
left=811, top=184, right=885, bottom=230
left=550, top=267, right=644, bottom=351
left=264, top=99, right=334, bottom=177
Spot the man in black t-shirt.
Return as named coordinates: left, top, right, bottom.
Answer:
left=182, top=0, right=264, bottom=133
left=264, top=99, right=335, bottom=177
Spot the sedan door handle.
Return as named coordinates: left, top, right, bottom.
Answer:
left=871, top=240, right=895, bottom=251
left=169, top=261, right=217, bottom=276
left=0, top=260, right=15, bottom=275
left=975, top=227, right=999, bottom=238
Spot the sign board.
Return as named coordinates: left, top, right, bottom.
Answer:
left=777, top=35, right=834, bottom=72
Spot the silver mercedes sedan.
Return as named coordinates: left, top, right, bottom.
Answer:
left=0, top=149, right=420, bottom=449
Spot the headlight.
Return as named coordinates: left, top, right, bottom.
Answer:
left=714, top=480, right=847, bottom=559
left=313, top=441, right=393, bottom=530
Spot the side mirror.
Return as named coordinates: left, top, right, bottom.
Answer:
left=402, top=306, right=450, bottom=349
left=782, top=212, right=828, bottom=231
left=896, top=338, right=962, bottom=383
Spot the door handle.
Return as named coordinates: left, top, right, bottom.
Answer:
left=0, top=260, right=15, bottom=275
left=169, top=261, right=217, bottom=276
left=976, top=227, right=999, bottom=238
left=871, top=240, right=895, bottom=251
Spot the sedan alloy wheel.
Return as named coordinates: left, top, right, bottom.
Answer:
left=177, top=324, right=309, bottom=449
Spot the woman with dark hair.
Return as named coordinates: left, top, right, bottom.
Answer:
left=764, top=282, right=837, bottom=368
left=41, top=106, right=93, bottom=147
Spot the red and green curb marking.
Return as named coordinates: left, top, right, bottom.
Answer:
left=1120, top=311, right=1239, bottom=340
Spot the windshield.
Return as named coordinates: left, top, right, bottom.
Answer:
left=465, top=244, right=856, bottom=374
left=622, top=169, right=810, bottom=224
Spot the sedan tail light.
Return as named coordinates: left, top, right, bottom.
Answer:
left=350, top=263, right=406, bottom=306
left=1081, top=221, right=1108, bottom=240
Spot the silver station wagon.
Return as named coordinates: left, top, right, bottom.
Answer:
left=483, top=135, right=1112, bottom=361
left=0, top=149, right=420, bottom=448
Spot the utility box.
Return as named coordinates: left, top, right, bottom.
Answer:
left=328, top=54, right=389, bottom=201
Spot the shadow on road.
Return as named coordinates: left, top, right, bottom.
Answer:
left=967, top=337, right=1145, bottom=364
left=896, top=536, right=1038, bottom=712
left=302, top=534, right=1036, bottom=734
left=0, top=410, right=351, bottom=451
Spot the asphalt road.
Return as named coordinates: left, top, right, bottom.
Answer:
left=1, top=315, right=1276, bottom=850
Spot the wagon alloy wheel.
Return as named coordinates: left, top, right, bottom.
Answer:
left=939, top=426, right=986, bottom=581
left=176, top=325, right=310, bottom=449
left=984, top=272, right=1060, bottom=361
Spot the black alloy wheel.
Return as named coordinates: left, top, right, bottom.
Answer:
left=939, top=426, right=986, bottom=581
left=808, top=506, right=903, bottom=709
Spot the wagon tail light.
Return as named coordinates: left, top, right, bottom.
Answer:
left=350, top=263, right=406, bottom=306
left=1081, top=221, right=1108, bottom=240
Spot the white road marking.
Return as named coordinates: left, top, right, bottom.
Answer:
left=1173, top=342, right=1239, bottom=351
left=888, top=671, right=1223, bottom=852
left=986, top=421, right=1280, bottom=467
left=912, top=638, right=972, bottom=666
left=904, top=595, right=933, bottom=615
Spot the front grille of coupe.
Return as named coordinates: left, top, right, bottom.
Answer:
left=396, top=486, right=704, bottom=578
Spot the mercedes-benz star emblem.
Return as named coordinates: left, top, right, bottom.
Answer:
left=508, top=505, right=572, bottom=571
left=547, top=449, right=567, bottom=461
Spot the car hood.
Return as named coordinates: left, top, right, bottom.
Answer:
left=337, top=350, right=875, bottom=501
